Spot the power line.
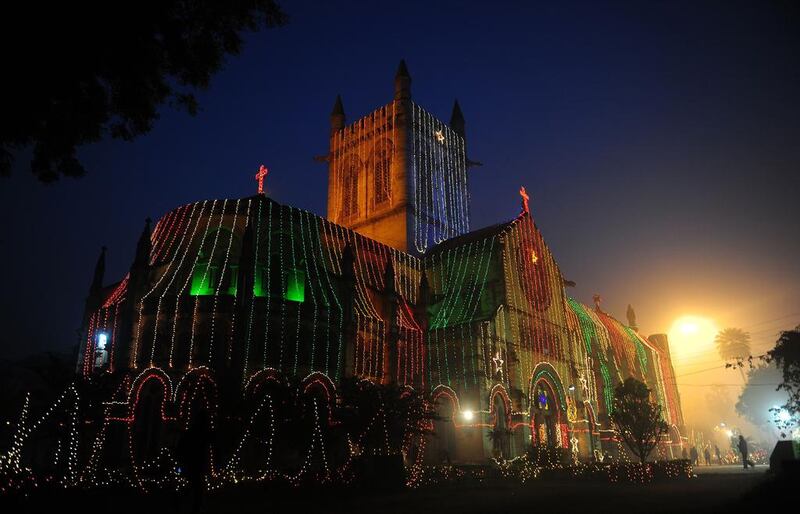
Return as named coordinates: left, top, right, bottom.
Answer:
left=675, top=383, right=781, bottom=387
left=741, top=312, right=800, bottom=330
left=673, top=365, right=728, bottom=377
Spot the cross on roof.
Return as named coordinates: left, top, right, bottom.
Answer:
left=255, top=165, right=269, bottom=195
left=519, top=186, right=530, bottom=214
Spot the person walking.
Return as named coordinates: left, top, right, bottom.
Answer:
left=737, top=435, right=755, bottom=469
left=714, top=444, right=721, bottom=465
left=703, top=446, right=711, bottom=466
left=690, top=445, right=699, bottom=466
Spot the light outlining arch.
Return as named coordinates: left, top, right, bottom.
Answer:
left=528, top=362, right=568, bottom=412
left=488, top=384, right=512, bottom=428
left=301, top=371, right=336, bottom=403
left=430, top=384, right=462, bottom=423
left=111, top=373, right=134, bottom=402
left=174, top=366, right=215, bottom=401
left=584, top=400, right=600, bottom=436
left=175, top=367, right=219, bottom=429
left=121, top=367, right=174, bottom=423
left=300, top=372, right=337, bottom=426
left=244, top=367, right=286, bottom=399
left=398, top=384, right=416, bottom=399
left=669, top=424, right=683, bottom=446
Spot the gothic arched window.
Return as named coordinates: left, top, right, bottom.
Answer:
left=190, top=228, right=240, bottom=296
left=341, top=155, right=360, bottom=220
left=373, top=139, right=393, bottom=206
left=536, top=384, right=550, bottom=411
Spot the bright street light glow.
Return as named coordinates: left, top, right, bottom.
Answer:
left=668, top=315, right=719, bottom=367
left=462, top=410, right=474, bottom=421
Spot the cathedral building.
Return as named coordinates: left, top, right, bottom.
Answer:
left=77, top=61, right=684, bottom=470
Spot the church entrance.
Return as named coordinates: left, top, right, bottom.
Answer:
left=429, top=393, right=458, bottom=465
left=531, top=381, right=560, bottom=448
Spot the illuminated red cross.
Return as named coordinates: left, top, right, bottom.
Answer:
left=255, top=165, right=269, bottom=195
left=519, top=186, right=530, bottom=214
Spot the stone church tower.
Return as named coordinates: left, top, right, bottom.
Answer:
left=325, top=61, right=472, bottom=255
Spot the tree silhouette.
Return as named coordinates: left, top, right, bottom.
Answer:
left=1, top=1, right=287, bottom=182
left=766, top=326, right=800, bottom=417
left=715, top=326, right=750, bottom=362
left=715, top=328, right=751, bottom=382
left=736, top=362, right=787, bottom=430
left=610, top=378, right=668, bottom=463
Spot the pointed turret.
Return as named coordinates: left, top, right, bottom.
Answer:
left=383, top=257, right=399, bottom=384
left=340, top=243, right=357, bottom=378
left=383, top=259, right=396, bottom=295
left=341, top=243, right=355, bottom=280
left=238, top=214, right=256, bottom=299
left=415, top=270, right=430, bottom=332
left=231, top=213, right=257, bottom=374
left=330, top=94, right=345, bottom=134
left=626, top=304, right=638, bottom=331
left=449, top=100, right=465, bottom=138
left=419, top=270, right=429, bottom=303
left=132, top=218, right=152, bottom=269
left=90, top=246, right=106, bottom=293
left=394, top=59, right=412, bottom=101
left=593, top=294, right=603, bottom=312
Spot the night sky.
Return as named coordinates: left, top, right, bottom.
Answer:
left=1, top=0, right=798, bottom=363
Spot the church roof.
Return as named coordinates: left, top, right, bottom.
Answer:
left=427, top=217, right=519, bottom=255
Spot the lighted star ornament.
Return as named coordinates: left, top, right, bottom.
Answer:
left=492, top=351, right=504, bottom=376
left=434, top=129, right=445, bottom=144
left=578, top=373, right=589, bottom=397
left=255, top=164, right=269, bottom=195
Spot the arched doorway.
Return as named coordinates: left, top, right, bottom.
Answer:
left=429, top=389, right=458, bottom=465
left=532, top=381, right=560, bottom=447
left=492, top=397, right=511, bottom=459
left=130, top=375, right=169, bottom=465
left=585, top=402, right=602, bottom=460
left=528, top=364, right=569, bottom=450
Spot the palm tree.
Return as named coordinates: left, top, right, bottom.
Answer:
left=715, top=328, right=751, bottom=381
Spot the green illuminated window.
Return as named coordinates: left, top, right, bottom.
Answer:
left=253, top=265, right=267, bottom=298
left=285, top=268, right=305, bottom=302
left=190, top=263, right=217, bottom=296
left=226, top=266, right=238, bottom=296
left=189, top=228, right=241, bottom=297
left=190, top=264, right=239, bottom=296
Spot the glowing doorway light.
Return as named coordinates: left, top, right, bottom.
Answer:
left=97, top=332, right=108, bottom=350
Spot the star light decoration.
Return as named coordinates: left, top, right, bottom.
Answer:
left=578, top=373, right=589, bottom=397
left=492, top=351, right=504, bottom=377
left=434, top=129, right=445, bottom=144
left=571, top=436, right=580, bottom=463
